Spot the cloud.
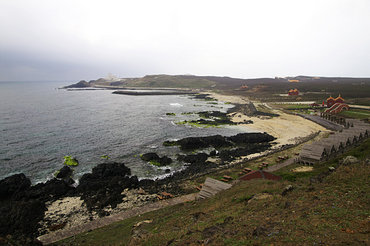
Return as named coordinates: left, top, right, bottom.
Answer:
left=0, top=0, right=370, bottom=80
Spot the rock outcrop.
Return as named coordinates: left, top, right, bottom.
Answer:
left=63, top=80, right=90, bottom=88
left=76, top=162, right=139, bottom=213
left=167, top=132, right=275, bottom=151
left=141, top=153, right=172, bottom=166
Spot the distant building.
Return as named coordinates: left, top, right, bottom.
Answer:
left=288, top=89, right=299, bottom=96
left=240, top=84, right=249, bottom=90
left=327, top=96, right=335, bottom=107
left=334, top=95, right=344, bottom=104
left=326, top=94, right=344, bottom=107
left=105, top=73, right=118, bottom=82
left=288, top=79, right=300, bottom=83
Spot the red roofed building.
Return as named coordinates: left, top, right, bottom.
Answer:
left=288, top=89, right=299, bottom=96
left=239, top=170, right=281, bottom=181
left=326, top=94, right=344, bottom=107
left=335, top=95, right=344, bottom=104
left=326, top=96, right=335, bottom=107
left=240, top=84, right=249, bottom=90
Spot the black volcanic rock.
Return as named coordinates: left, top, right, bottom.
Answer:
left=141, top=153, right=172, bottom=166
left=227, top=132, right=275, bottom=145
left=63, top=80, right=90, bottom=88
left=176, top=135, right=233, bottom=151
left=77, top=162, right=139, bottom=211
left=173, top=133, right=275, bottom=151
left=141, top=153, right=161, bottom=162
left=0, top=199, right=45, bottom=239
left=159, top=156, right=172, bottom=166
left=0, top=174, right=59, bottom=241
left=0, top=173, right=31, bottom=199
left=56, top=166, right=73, bottom=179
left=23, top=178, right=74, bottom=203
left=177, top=153, right=209, bottom=164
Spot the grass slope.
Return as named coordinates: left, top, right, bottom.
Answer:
left=339, top=109, right=370, bottom=120
left=125, top=75, right=216, bottom=89
left=55, top=139, right=370, bottom=246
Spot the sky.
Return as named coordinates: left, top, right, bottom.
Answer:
left=0, top=0, right=370, bottom=81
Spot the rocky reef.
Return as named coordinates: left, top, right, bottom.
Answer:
left=141, top=153, right=172, bottom=166
left=0, top=173, right=74, bottom=245
left=176, top=110, right=253, bottom=127
left=164, top=132, right=275, bottom=151
left=113, top=90, right=195, bottom=96
left=0, top=162, right=141, bottom=243
left=0, top=132, right=275, bottom=244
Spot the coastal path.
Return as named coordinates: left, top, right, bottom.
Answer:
left=265, top=158, right=295, bottom=172
left=38, top=193, right=197, bottom=245
left=298, top=114, right=343, bottom=131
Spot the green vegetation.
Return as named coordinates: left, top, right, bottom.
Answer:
left=166, top=113, right=176, bottom=116
left=283, top=104, right=313, bottom=110
left=56, top=139, right=370, bottom=245
left=63, top=155, right=79, bottom=166
left=53, top=170, right=60, bottom=177
left=149, top=160, right=161, bottom=167
left=175, top=120, right=220, bottom=128
left=346, top=97, right=370, bottom=106
left=205, top=98, right=217, bottom=102
left=339, top=109, right=370, bottom=120
left=100, top=155, right=110, bottom=160
left=124, top=75, right=216, bottom=89
left=176, top=111, right=233, bottom=128
left=163, top=141, right=178, bottom=147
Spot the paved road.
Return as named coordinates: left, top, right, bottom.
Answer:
left=38, top=193, right=197, bottom=245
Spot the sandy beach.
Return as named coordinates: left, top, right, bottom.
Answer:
left=210, top=92, right=328, bottom=146
left=37, top=93, right=328, bottom=239
left=208, top=92, right=249, bottom=104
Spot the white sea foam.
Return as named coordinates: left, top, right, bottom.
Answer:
left=137, top=166, right=187, bottom=181
left=170, top=103, right=183, bottom=107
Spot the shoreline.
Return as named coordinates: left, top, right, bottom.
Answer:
left=207, top=91, right=329, bottom=147
left=112, top=90, right=196, bottom=96
left=39, top=92, right=328, bottom=233
left=0, top=91, right=332, bottom=243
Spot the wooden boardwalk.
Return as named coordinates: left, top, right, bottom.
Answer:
left=38, top=193, right=197, bottom=245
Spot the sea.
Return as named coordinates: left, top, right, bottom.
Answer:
left=0, top=81, right=251, bottom=183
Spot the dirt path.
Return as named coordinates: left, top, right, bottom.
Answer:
left=298, top=114, right=343, bottom=131
left=39, top=158, right=298, bottom=245
left=38, top=193, right=197, bottom=245
left=265, top=158, right=296, bottom=172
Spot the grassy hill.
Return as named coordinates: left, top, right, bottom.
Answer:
left=124, top=75, right=217, bottom=89
left=54, top=139, right=370, bottom=246
left=83, top=74, right=370, bottom=105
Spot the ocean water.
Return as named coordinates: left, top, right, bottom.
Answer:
left=0, top=81, right=250, bottom=183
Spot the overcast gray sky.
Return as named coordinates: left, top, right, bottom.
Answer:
left=0, top=0, right=369, bottom=81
